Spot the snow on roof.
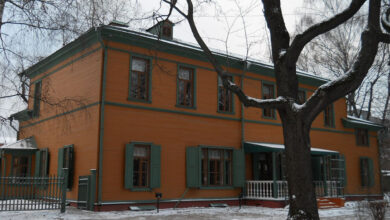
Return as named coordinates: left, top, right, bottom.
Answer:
left=346, top=115, right=383, bottom=128
left=104, top=25, right=329, bottom=83
left=245, top=142, right=339, bottom=154
left=0, top=137, right=38, bottom=150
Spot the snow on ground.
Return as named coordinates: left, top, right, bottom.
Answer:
left=0, top=202, right=378, bottom=220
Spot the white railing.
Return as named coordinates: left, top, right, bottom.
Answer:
left=246, top=180, right=342, bottom=200
left=245, top=180, right=287, bottom=199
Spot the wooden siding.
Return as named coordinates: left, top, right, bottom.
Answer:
left=18, top=43, right=103, bottom=200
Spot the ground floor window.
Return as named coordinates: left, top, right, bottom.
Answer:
left=58, top=145, right=74, bottom=189
left=35, top=148, right=49, bottom=177
left=133, top=145, right=150, bottom=188
left=201, top=148, right=232, bottom=186
left=124, top=142, right=161, bottom=190
left=12, top=156, right=29, bottom=177
left=186, top=146, right=245, bottom=188
left=360, top=157, right=374, bottom=187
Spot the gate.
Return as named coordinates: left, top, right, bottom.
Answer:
left=77, top=169, right=96, bottom=211
left=0, top=168, right=68, bottom=212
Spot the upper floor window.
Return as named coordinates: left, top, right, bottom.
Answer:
left=297, top=90, right=306, bottom=104
left=129, top=57, right=150, bottom=101
left=201, top=148, right=232, bottom=186
left=177, top=66, right=195, bottom=108
left=324, top=104, right=334, bottom=127
left=33, top=81, right=42, bottom=117
left=356, top=128, right=369, bottom=146
left=262, top=82, right=275, bottom=119
left=218, top=76, right=233, bottom=113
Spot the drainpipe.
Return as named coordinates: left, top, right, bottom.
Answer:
left=96, top=27, right=108, bottom=206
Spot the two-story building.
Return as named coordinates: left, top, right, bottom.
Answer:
left=6, top=21, right=384, bottom=211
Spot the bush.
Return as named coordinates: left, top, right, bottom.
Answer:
left=355, top=200, right=388, bottom=220
left=368, top=200, right=387, bottom=220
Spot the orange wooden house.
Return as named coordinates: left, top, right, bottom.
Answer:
left=7, top=21, right=385, bottom=210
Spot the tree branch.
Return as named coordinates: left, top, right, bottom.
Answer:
left=261, top=0, right=290, bottom=62
left=302, top=0, right=381, bottom=123
left=288, top=0, right=366, bottom=65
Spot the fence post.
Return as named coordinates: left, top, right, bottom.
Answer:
left=61, top=168, right=69, bottom=213
left=89, top=169, right=97, bottom=211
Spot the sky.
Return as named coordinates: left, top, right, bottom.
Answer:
left=138, top=0, right=306, bottom=63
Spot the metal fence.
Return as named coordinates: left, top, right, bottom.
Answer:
left=0, top=168, right=68, bottom=212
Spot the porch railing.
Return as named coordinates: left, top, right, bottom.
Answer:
left=245, top=180, right=343, bottom=200
left=0, top=168, right=68, bottom=212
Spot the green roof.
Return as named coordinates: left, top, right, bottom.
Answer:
left=341, top=116, right=384, bottom=131
left=24, top=25, right=329, bottom=87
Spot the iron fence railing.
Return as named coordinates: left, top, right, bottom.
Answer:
left=0, top=168, right=68, bottom=212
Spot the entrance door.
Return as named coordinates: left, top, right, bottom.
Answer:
left=253, top=153, right=272, bottom=180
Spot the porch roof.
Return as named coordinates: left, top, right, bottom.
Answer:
left=243, top=142, right=339, bottom=155
left=0, top=137, right=38, bottom=151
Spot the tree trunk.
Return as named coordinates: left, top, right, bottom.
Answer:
left=280, top=111, right=319, bottom=220
left=0, top=0, right=6, bottom=33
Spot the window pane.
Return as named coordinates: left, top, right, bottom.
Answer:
left=298, top=90, right=305, bottom=104
left=132, top=58, right=147, bottom=72
left=178, top=68, right=190, bottom=80
left=209, top=150, right=222, bottom=159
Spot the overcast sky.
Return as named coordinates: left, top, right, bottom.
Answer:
left=138, top=0, right=306, bottom=63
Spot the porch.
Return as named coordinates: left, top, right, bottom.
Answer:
left=243, top=142, right=345, bottom=200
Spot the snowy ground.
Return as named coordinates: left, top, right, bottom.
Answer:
left=0, top=202, right=383, bottom=220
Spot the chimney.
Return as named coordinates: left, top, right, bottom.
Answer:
left=146, top=20, right=174, bottom=40
left=108, top=20, right=129, bottom=28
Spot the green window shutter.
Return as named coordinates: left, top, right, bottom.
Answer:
left=150, top=145, right=161, bottom=188
left=124, top=143, right=134, bottom=189
left=186, top=147, right=201, bottom=188
left=43, top=149, right=49, bottom=176
left=368, top=158, right=375, bottom=187
left=57, top=148, right=64, bottom=177
left=35, top=150, right=41, bottom=177
left=340, top=154, right=347, bottom=187
left=67, top=145, right=74, bottom=189
left=233, top=149, right=245, bottom=188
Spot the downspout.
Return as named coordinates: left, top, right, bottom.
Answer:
left=97, top=27, right=107, bottom=206
left=241, top=62, right=246, bottom=145
left=240, top=61, right=247, bottom=199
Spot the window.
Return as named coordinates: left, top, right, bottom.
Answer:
left=35, top=148, right=49, bottom=177
left=129, top=57, right=150, bottom=101
left=218, top=76, right=233, bottom=113
left=124, top=142, right=161, bottom=190
left=12, top=156, right=30, bottom=177
left=201, top=148, right=232, bottom=186
left=262, top=82, right=275, bottom=118
left=356, top=128, right=369, bottom=146
left=177, top=66, right=195, bottom=107
left=324, top=104, right=335, bottom=127
left=33, top=81, right=42, bottom=117
left=297, top=90, right=306, bottom=104
left=162, top=26, right=172, bottom=38
left=58, top=145, right=74, bottom=189
left=133, top=145, right=150, bottom=187
left=360, top=157, right=374, bottom=187
left=186, top=146, right=245, bottom=188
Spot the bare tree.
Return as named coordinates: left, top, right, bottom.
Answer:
left=159, top=0, right=390, bottom=219
left=296, top=0, right=390, bottom=123
left=0, top=0, right=140, bottom=142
